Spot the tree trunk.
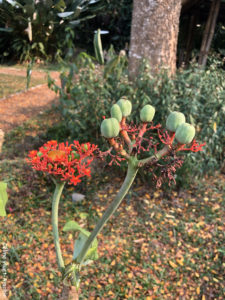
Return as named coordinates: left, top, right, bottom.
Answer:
left=129, top=0, right=182, bottom=79
left=0, top=287, right=7, bottom=300
left=60, top=286, right=79, bottom=300
left=198, top=0, right=221, bottom=67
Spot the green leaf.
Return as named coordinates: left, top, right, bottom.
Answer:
left=38, top=42, right=46, bottom=55
left=0, top=182, right=8, bottom=217
left=73, top=232, right=98, bottom=261
left=54, top=0, right=66, bottom=11
left=104, top=56, right=120, bottom=78
left=63, top=220, right=98, bottom=261
left=63, top=220, right=89, bottom=236
left=57, top=11, right=74, bottom=18
left=93, top=28, right=104, bottom=65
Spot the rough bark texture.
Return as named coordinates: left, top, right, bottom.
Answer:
left=129, top=0, right=182, bottom=79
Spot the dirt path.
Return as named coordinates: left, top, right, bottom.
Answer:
left=0, top=67, right=57, bottom=79
left=0, top=67, right=60, bottom=132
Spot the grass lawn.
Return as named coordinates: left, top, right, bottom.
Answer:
left=0, top=110, right=224, bottom=299
left=0, top=73, right=45, bottom=99
left=0, top=62, right=63, bottom=72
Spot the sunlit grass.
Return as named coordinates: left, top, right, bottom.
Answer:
left=0, top=73, right=45, bottom=98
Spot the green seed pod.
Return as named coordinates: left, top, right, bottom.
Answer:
left=175, top=123, right=195, bottom=144
left=140, top=105, right=155, bottom=122
left=166, top=111, right=186, bottom=132
left=101, top=118, right=120, bottom=138
left=117, top=98, right=132, bottom=117
left=111, top=104, right=122, bottom=122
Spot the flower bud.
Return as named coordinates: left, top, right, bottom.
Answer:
left=140, top=105, right=155, bottom=122
left=111, top=104, right=122, bottom=122
left=166, top=111, right=185, bottom=132
left=175, top=123, right=195, bottom=144
left=117, top=97, right=132, bottom=117
left=101, top=118, right=120, bottom=138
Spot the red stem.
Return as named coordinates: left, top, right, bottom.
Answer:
left=120, top=117, right=131, bottom=146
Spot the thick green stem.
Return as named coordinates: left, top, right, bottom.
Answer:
left=52, top=182, right=65, bottom=272
left=76, top=158, right=139, bottom=264
left=138, top=145, right=171, bottom=167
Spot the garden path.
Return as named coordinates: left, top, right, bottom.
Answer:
left=0, top=67, right=60, bottom=132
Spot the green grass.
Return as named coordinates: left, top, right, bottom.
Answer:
left=0, top=62, right=63, bottom=72
left=0, top=160, right=224, bottom=299
left=0, top=73, right=45, bottom=98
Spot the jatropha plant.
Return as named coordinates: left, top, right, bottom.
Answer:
left=27, top=99, right=205, bottom=299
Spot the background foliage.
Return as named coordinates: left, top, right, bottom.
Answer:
left=0, top=0, right=104, bottom=62
left=73, top=0, right=132, bottom=52
left=1, top=0, right=225, bottom=63
left=48, top=56, right=225, bottom=186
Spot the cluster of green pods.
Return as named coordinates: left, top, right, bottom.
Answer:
left=166, top=111, right=195, bottom=144
left=101, top=97, right=195, bottom=145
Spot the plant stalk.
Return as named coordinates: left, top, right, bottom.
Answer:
left=76, top=157, right=139, bottom=264
left=52, top=182, right=65, bottom=272
left=138, top=145, right=170, bottom=167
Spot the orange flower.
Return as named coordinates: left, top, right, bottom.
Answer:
left=27, top=140, right=98, bottom=185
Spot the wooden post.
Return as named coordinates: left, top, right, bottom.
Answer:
left=184, top=11, right=198, bottom=65
left=198, top=0, right=221, bottom=67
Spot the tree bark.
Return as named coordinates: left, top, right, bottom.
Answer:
left=0, top=287, right=7, bottom=300
left=60, top=286, right=79, bottom=300
left=129, top=0, right=182, bottom=79
left=198, top=0, right=221, bottom=67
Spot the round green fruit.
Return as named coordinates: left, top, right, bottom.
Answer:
left=117, top=98, right=132, bottom=117
left=140, top=105, right=155, bottom=122
left=101, top=118, right=120, bottom=138
left=175, top=123, right=195, bottom=144
left=166, top=111, right=185, bottom=132
left=111, top=104, right=122, bottom=122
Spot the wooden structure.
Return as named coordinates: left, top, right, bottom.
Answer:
left=180, top=0, right=224, bottom=67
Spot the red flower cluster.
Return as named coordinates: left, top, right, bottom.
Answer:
left=176, top=139, right=206, bottom=152
left=27, top=140, right=98, bottom=185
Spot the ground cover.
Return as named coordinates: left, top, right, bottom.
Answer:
left=0, top=65, right=59, bottom=132
left=0, top=63, right=63, bottom=72
left=0, top=73, right=45, bottom=99
left=0, top=63, right=62, bottom=100
left=0, top=110, right=224, bottom=299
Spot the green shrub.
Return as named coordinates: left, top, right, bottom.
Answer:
left=0, top=0, right=104, bottom=62
left=74, top=0, right=132, bottom=52
left=48, top=57, right=225, bottom=184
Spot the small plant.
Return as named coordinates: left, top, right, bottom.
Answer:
left=26, top=57, right=34, bottom=90
left=0, top=182, right=8, bottom=217
left=27, top=100, right=205, bottom=298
